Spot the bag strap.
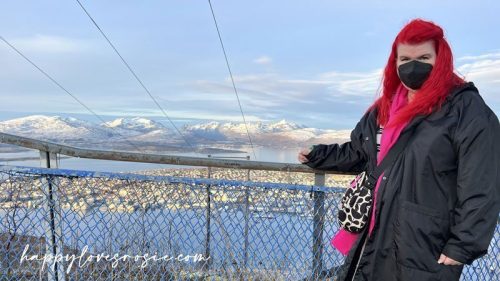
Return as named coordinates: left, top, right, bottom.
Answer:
left=364, top=128, right=416, bottom=189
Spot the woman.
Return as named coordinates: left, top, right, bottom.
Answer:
left=298, top=19, right=500, bottom=280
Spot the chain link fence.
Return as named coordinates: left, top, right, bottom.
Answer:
left=0, top=165, right=498, bottom=280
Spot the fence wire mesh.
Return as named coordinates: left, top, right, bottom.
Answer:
left=0, top=165, right=498, bottom=280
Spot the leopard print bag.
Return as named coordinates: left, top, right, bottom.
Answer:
left=338, top=171, right=373, bottom=233
left=337, top=128, right=415, bottom=233
left=334, top=120, right=419, bottom=233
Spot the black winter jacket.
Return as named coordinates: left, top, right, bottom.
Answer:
left=305, top=82, right=500, bottom=281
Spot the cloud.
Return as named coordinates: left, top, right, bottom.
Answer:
left=456, top=51, right=500, bottom=62
left=2, top=36, right=499, bottom=130
left=320, top=69, right=383, bottom=98
left=8, top=34, right=92, bottom=54
left=187, top=51, right=500, bottom=128
left=92, top=108, right=265, bottom=123
left=458, top=59, right=500, bottom=83
left=253, top=55, right=272, bottom=65
left=186, top=70, right=381, bottom=129
left=198, top=68, right=382, bottom=104
left=456, top=51, right=500, bottom=104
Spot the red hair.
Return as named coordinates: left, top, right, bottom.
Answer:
left=369, top=19, right=465, bottom=128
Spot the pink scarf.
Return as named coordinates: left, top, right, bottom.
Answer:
left=331, top=84, right=410, bottom=255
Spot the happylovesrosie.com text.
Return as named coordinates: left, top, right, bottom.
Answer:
left=19, top=244, right=210, bottom=274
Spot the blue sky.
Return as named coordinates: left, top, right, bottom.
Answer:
left=1, top=0, right=499, bottom=129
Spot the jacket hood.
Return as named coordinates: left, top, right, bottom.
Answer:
left=446, top=81, right=478, bottom=102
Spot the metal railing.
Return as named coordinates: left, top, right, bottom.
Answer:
left=0, top=132, right=498, bottom=280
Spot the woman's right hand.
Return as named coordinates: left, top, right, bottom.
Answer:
left=298, top=147, right=312, bottom=163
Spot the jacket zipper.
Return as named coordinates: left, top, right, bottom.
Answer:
left=351, top=232, right=368, bottom=281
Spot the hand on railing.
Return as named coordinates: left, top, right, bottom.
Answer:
left=298, top=147, right=313, bottom=164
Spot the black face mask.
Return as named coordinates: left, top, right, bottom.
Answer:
left=397, top=60, right=433, bottom=90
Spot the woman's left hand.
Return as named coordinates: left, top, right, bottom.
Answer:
left=437, top=254, right=463, bottom=265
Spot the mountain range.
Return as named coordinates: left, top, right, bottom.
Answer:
left=0, top=115, right=351, bottom=152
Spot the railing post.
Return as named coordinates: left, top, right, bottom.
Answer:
left=312, top=172, right=325, bottom=280
left=204, top=158, right=212, bottom=271
left=39, top=151, right=65, bottom=281
left=243, top=156, right=250, bottom=273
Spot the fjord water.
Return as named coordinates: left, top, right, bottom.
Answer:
left=0, top=145, right=303, bottom=172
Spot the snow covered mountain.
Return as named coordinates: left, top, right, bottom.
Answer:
left=104, top=117, right=166, bottom=133
left=183, top=119, right=350, bottom=145
left=183, top=119, right=305, bottom=135
left=0, top=115, right=351, bottom=149
left=0, top=115, right=116, bottom=141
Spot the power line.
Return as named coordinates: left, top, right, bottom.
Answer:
left=74, top=0, right=198, bottom=155
left=207, top=0, right=257, bottom=160
left=0, top=35, right=147, bottom=154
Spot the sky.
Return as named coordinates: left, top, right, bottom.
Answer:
left=1, top=0, right=499, bottom=130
